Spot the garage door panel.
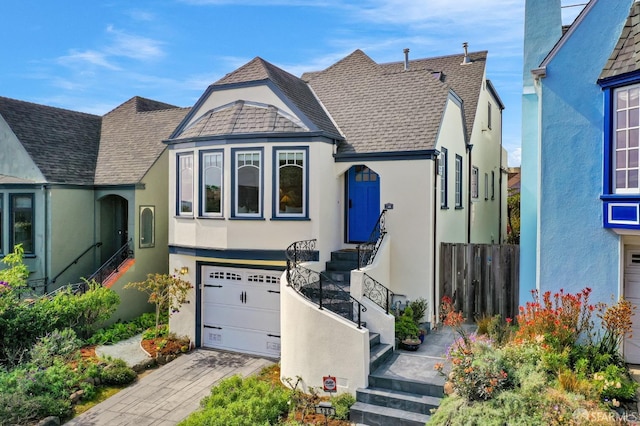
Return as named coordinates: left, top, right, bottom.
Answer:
left=204, top=305, right=280, bottom=332
left=203, top=325, right=281, bottom=357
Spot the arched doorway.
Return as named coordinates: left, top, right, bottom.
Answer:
left=346, top=165, right=380, bottom=243
left=99, top=195, right=129, bottom=265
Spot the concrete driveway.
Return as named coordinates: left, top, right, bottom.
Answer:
left=65, top=349, right=275, bottom=426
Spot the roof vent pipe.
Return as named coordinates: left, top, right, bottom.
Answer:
left=403, top=48, right=410, bottom=71
left=461, top=42, right=472, bottom=65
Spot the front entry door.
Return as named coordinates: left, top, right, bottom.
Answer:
left=624, top=248, right=640, bottom=363
left=347, top=165, right=380, bottom=243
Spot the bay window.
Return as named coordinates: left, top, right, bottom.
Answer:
left=201, top=151, right=223, bottom=216
left=177, top=153, right=194, bottom=215
left=614, top=85, right=640, bottom=193
left=275, top=148, right=307, bottom=218
left=233, top=149, right=262, bottom=217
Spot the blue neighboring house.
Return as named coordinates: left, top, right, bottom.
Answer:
left=521, top=0, right=640, bottom=362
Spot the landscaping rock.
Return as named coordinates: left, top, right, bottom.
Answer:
left=37, top=417, right=60, bottom=426
left=70, top=390, right=84, bottom=404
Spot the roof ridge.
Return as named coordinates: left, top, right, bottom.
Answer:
left=379, top=49, right=488, bottom=67
left=0, top=95, right=101, bottom=118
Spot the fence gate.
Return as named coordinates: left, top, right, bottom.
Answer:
left=439, top=243, right=519, bottom=323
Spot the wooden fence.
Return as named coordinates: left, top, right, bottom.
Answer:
left=439, top=243, right=519, bottom=323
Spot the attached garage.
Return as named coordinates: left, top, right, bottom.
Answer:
left=201, top=265, right=282, bottom=357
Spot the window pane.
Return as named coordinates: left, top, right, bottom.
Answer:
left=12, top=195, right=33, bottom=253
left=630, top=149, right=639, bottom=168
left=630, top=170, right=639, bottom=188
left=237, top=152, right=260, bottom=215
left=203, top=153, right=222, bottom=215
left=617, top=170, right=626, bottom=188
left=618, top=90, right=629, bottom=109
left=617, top=131, right=627, bottom=149
left=631, top=88, right=639, bottom=107
left=140, top=207, right=154, bottom=248
left=631, top=108, right=639, bottom=128
left=631, top=129, right=639, bottom=148
left=617, top=150, right=627, bottom=168
left=618, top=111, right=627, bottom=128
left=179, top=154, right=193, bottom=214
left=279, top=166, right=303, bottom=214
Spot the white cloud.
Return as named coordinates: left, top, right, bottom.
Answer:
left=105, top=25, right=165, bottom=61
left=57, top=50, right=121, bottom=70
left=508, top=147, right=521, bottom=167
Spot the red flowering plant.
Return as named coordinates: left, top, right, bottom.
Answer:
left=515, top=288, right=595, bottom=352
left=439, top=295, right=468, bottom=343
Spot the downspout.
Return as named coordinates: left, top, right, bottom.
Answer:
left=432, top=154, right=439, bottom=327
left=467, top=144, right=474, bottom=243
left=42, top=184, right=49, bottom=293
left=499, top=110, right=504, bottom=243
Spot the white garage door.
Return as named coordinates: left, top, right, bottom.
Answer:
left=625, top=249, right=640, bottom=364
left=202, top=266, right=282, bottom=357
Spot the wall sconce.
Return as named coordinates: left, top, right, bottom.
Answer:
left=180, top=266, right=189, bottom=275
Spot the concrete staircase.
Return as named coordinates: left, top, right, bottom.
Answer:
left=350, top=329, right=452, bottom=425
left=324, top=249, right=358, bottom=289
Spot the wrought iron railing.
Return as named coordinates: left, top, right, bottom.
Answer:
left=362, top=273, right=394, bottom=315
left=357, top=209, right=387, bottom=269
left=286, top=239, right=367, bottom=328
left=87, top=239, right=133, bottom=288
left=51, top=242, right=103, bottom=285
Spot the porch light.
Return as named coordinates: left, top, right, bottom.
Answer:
left=180, top=266, right=189, bottom=275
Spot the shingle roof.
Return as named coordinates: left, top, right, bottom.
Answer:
left=600, top=1, right=640, bottom=80
left=179, top=100, right=307, bottom=139
left=0, top=96, right=101, bottom=184
left=212, top=57, right=341, bottom=138
left=303, top=49, right=461, bottom=155
left=95, top=96, right=189, bottom=185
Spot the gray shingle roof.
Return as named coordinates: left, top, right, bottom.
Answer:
left=212, top=57, right=341, bottom=138
left=600, top=2, right=640, bottom=80
left=179, top=100, right=307, bottom=139
left=303, top=49, right=458, bottom=155
left=95, top=96, right=189, bottom=185
left=0, top=96, right=101, bottom=184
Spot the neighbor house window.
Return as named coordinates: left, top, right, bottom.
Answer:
left=471, top=166, right=479, bottom=199
left=233, top=149, right=262, bottom=217
left=491, top=171, right=495, bottom=200
left=178, top=153, right=194, bottom=215
left=614, top=85, right=640, bottom=193
left=275, top=148, right=307, bottom=217
left=139, top=206, right=155, bottom=248
left=201, top=151, right=223, bottom=216
left=440, top=148, right=448, bottom=208
left=487, top=102, right=492, bottom=130
left=455, top=155, right=463, bottom=208
left=11, top=194, right=33, bottom=254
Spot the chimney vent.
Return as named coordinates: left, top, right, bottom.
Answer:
left=403, top=48, right=410, bottom=71
left=461, top=42, right=472, bottom=65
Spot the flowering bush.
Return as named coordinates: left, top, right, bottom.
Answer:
left=515, top=288, right=594, bottom=351
left=436, top=333, right=512, bottom=401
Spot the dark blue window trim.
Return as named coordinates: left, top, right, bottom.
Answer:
left=272, top=146, right=309, bottom=219
left=603, top=87, right=614, bottom=195
left=455, top=154, right=463, bottom=208
left=440, top=148, right=448, bottom=208
left=231, top=147, right=264, bottom=219
left=9, top=193, right=34, bottom=255
left=199, top=149, right=224, bottom=218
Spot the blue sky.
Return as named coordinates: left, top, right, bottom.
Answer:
left=0, top=1, right=585, bottom=166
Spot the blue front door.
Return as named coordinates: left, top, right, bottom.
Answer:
left=347, top=165, right=380, bottom=243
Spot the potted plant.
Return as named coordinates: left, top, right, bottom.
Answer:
left=395, top=306, right=421, bottom=351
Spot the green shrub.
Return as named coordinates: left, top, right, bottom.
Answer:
left=395, top=306, right=420, bottom=340
left=142, top=324, right=169, bottom=340
left=408, top=297, right=428, bottom=325
left=100, top=359, right=137, bottom=385
left=330, top=392, right=356, bottom=420
left=30, top=328, right=81, bottom=368
left=178, top=375, right=289, bottom=426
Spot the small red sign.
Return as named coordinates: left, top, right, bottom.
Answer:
left=323, top=376, right=337, bottom=393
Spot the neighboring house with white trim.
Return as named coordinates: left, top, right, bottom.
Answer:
left=167, top=47, right=506, bottom=393
left=521, top=0, right=640, bottom=362
left=0, top=96, right=188, bottom=321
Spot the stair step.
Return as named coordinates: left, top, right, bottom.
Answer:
left=349, top=402, right=431, bottom=426
left=369, top=343, right=393, bottom=372
left=368, top=374, right=444, bottom=398
left=325, top=260, right=358, bottom=271
left=330, top=250, right=359, bottom=261
left=356, top=387, right=441, bottom=415
left=324, top=270, right=351, bottom=284
left=369, top=332, right=380, bottom=348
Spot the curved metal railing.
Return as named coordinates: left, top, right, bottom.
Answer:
left=286, top=239, right=366, bottom=329
left=357, top=209, right=387, bottom=269
left=362, top=273, right=394, bottom=315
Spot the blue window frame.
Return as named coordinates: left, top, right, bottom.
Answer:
left=455, top=155, right=463, bottom=208
left=177, top=152, right=194, bottom=216
left=200, top=150, right=223, bottom=217
left=273, top=147, right=308, bottom=219
left=232, top=148, right=263, bottom=218
left=10, top=193, right=34, bottom=254
left=440, top=148, right=448, bottom=208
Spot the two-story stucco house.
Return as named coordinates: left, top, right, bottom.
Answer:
left=167, top=47, right=506, bottom=393
left=521, top=0, right=640, bottom=362
left=0, top=96, right=188, bottom=320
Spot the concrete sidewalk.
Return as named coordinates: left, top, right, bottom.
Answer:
left=65, top=349, right=275, bottom=426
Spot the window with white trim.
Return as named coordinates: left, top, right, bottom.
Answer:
left=276, top=149, right=306, bottom=217
left=484, top=173, right=489, bottom=200
left=440, top=148, right=448, bottom=208
left=471, top=166, right=479, bottom=199
left=455, top=155, right=463, bottom=208
left=178, top=153, right=194, bottom=215
left=235, top=150, right=261, bottom=216
left=201, top=151, right=223, bottom=216
left=614, top=85, right=640, bottom=193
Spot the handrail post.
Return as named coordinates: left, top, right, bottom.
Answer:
left=318, top=274, right=323, bottom=310
left=357, top=301, right=362, bottom=329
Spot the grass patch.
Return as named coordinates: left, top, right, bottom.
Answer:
left=73, top=386, right=124, bottom=415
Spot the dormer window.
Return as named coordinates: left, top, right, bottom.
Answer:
left=614, top=85, right=640, bottom=193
